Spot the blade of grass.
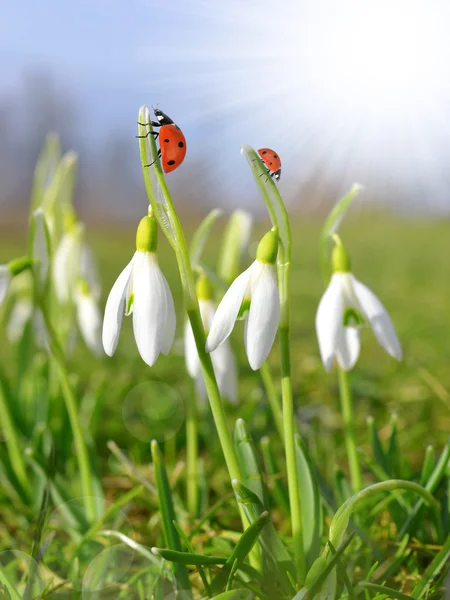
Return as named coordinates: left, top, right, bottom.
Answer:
left=411, top=533, right=450, bottom=599
left=151, top=440, right=191, bottom=595
left=295, top=434, right=323, bottom=569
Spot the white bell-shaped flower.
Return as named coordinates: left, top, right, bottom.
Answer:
left=0, top=265, right=12, bottom=306
left=102, top=215, right=176, bottom=367
left=53, top=223, right=85, bottom=303
left=316, top=241, right=402, bottom=372
left=185, top=275, right=237, bottom=402
left=74, top=280, right=103, bottom=356
left=206, top=230, right=280, bottom=371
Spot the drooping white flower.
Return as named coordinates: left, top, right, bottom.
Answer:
left=31, top=208, right=51, bottom=290
left=7, top=297, right=33, bottom=343
left=75, top=281, right=103, bottom=356
left=206, top=230, right=280, bottom=371
left=316, top=241, right=402, bottom=372
left=52, top=224, right=84, bottom=302
left=0, top=265, right=12, bottom=306
left=185, top=276, right=237, bottom=402
left=102, top=215, right=176, bottom=367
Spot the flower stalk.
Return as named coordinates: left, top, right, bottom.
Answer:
left=137, top=106, right=244, bottom=492
left=241, top=145, right=305, bottom=583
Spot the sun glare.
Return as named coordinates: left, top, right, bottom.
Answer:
left=142, top=0, right=450, bottom=212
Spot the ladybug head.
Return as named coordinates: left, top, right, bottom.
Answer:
left=153, top=108, right=174, bottom=125
left=273, top=169, right=281, bottom=181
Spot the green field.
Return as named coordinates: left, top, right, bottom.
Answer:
left=0, top=161, right=450, bottom=597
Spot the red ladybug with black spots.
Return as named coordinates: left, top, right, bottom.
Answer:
left=257, top=148, right=281, bottom=181
left=139, top=108, right=187, bottom=173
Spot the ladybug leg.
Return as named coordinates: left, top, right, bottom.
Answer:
left=258, top=171, right=270, bottom=183
left=144, top=148, right=162, bottom=168
left=135, top=130, right=159, bottom=139
left=137, top=120, right=161, bottom=127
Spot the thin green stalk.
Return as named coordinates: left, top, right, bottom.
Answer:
left=0, top=386, right=30, bottom=496
left=39, top=302, right=96, bottom=521
left=259, top=362, right=284, bottom=442
left=240, top=145, right=305, bottom=582
left=187, top=308, right=243, bottom=483
left=186, top=384, right=199, bottom=516
left=137, top=107, right=243, bottom=493
left=338, top=367, right=362, bottom=494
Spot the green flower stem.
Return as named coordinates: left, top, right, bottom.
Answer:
left=39, top=300, right=96, bottom=521
left=187, top=308, right=243, bottom=483
left=0, top=386, right=30, bottom=497
left=137, top=107, right=244, bottom=500
left=186, top=384, right=199, bottom=516
left=259, top=363, right=284, bottom=442
left=337, top=367, right=362, bottom=494
left=240, top=145, right=305, bottom=582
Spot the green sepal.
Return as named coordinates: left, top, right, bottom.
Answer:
left=256, top=229, right=279, bottom=265
left=136, top=215, right=158, bottom=253
left=7, top=257, right=33, bottom=277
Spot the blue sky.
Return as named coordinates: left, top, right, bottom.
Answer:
left=2, top=0, right=450, bottom=214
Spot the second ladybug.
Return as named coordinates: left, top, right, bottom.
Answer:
left=257, top=148, right=281, bottom=181
left=139, top=107, right=187, bottom=173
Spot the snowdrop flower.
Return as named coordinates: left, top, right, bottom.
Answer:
left=206, top=229, right=280, bottom=371
left=185, top=274, right=237, bottom=402
left=75, top=279, right=103, bottom=356
left=102, top=214, right=176, bottom=366
left=0, top=265, right=12, bottom=306
left=316, top=240, right=402, bottom=372
left=53, top=223, right=84, bottom=302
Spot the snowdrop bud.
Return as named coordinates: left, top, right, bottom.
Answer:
left=196, top=272, right=213, bottom=301
left=136, top=215, right=158, bottom=253
left=331, top=238, right=351, bottom=273
left=256, top=229, right=279, bottom=264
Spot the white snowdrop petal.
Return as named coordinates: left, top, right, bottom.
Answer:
left=32, top=209, right=50, bottom=287
left=76, top=292, right=104, bottom=356
left=80, top=243, right=101, bottom=300
left=213, top=342, right=238, bottom=403
left=245, top=265, right=280, bottom=370
left=335, top=326, right=361, bottom=371
left=7, top=298, right=33, bottom=343
left=0, top=266, right=12, bottom=305
left=352, top=277, right=402, bottom=360
left=315, top=274, right=345, bottom=372
left=102, top=259, right=133, bottom=356
left=184, top=320, right=200, bottom=377
left=199, top=299, right=216, bottom=333
left=132, top=253, right=167, bottom=367
left=53, top=233, right=79, bottom=302
left=160, top=274, right=176, bottom=355
left=206, top=267, right=251, bottom=352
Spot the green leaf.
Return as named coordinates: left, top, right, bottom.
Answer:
left=295, top=435, right=323, bottom=568
left=217, top=209, right=253, bottom=285
left=420, top=445, right=436, bottom=487
left=398, top=436, right=450, bottom=538
left=294, top=535, right=354, bottom=600
left=367, top=417, right=390, bottom=476
left=151, top=440, right=191, bottom=595
left=234, top=419, right=268, bottom=507
left=319, top=183, right=363, bottom=282
left=358, top=582, right=414, bottom=600
left=260, top=436, right=289, bottom=513
left=232, top=479, right=295, bottom=596
left=211, top=590, right=253, bottom=600
left=152, top=548, right=227, bottom=565
left=211, top=511, right=269, bottom=593
left=329, top=480, right=440, bottom=551
left=190, top=209, right=223, bottom=268
left=411, top=533, right=450, bottom=599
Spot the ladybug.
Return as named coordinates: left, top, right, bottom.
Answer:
left=138, top=108, right=187, bottom=173
left=257, top=148, right=281, bottom=181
